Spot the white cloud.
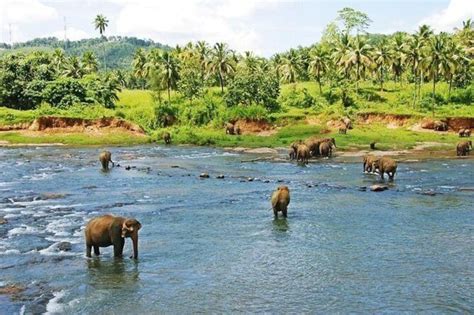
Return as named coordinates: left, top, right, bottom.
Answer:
left=52, top=27, right=90, bottom=41
left=110, top=0, right=284, bottom=53
left=0, top=0, right=58, bottom=24
left=418, top=0, right=474, bottom=32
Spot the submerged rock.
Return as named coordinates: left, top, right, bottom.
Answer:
left=0, top=217, right=7, bottom=224
left=418, top=190, right=438, bottom=196
left=199, top=173, right=210, bottom=178
left=370, top=184, right=388, bottom=192
left=0, top=284, right=25, bottom=296
left=57, top=242, right=72, bottom=252
left=358, top=186, right=367, bottom=191
left=216, top=174, right=225, bottom=179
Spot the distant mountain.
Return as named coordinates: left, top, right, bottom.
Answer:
left=0, top=36, right=171, bottom=70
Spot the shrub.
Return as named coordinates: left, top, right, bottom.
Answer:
left=279, top=86, right=315, bottom=109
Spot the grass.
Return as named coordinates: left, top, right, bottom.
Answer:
left=0, top=131, right=150, bottom=146
left=0, top=80, right=471, bottom=148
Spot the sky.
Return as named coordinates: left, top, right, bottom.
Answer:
left=0, top=0, right=473, bottom=56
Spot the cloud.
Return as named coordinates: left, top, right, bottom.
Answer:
left=0, top=0, right=58, bottom=24
left=110, top=0, right=284, bottom=53
left=52, top=27, right=90, bottom=41
left=418, top=0, right=474, bottom=32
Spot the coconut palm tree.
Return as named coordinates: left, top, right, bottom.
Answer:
left=206, top=42, right=235, bottom=93
left=271, top=53, right=284, bottom=82
left=195, top=41, right=209, bottom=83
left=424, top=33, right=447, bottom=115
left=343, top=37, right=372, bottom=93
left=81, top=51, right=98, bottom=74
left=132, top=48, right=147, bottom=89
left=372, top=40, right=392, bottom=91
left=390, top=33, right=408, bottom=86
left=308, top=45, right=329, bottom=94
left=332, top=33, right=352, bottom=79
left=93, top=14, right=109, bottom=70
left=158, top=51, right=180, bottom=102
left=51, top=48, right=66, bottom=74
left=63, top=56, right=83, bottom=78
left=279, top=49, right=302, bottom=84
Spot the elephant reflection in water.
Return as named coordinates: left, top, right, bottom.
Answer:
left=86, top=259, right=139, bottom=290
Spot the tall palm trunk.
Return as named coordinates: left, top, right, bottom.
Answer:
left=317, top=73, right=322, bottom=94
left=448, top=77, right=452, bottom=99
left=432, top=72, right=436, bottom=117
left=356, top=62, right=360, bottom=93
left=219, top=72, right=224, bottom=93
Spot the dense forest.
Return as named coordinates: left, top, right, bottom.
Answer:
left=0, top=8, right=472, bottom=132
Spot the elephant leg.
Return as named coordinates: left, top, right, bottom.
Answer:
left=94, top=246, right=100, bottom=256
left=114, top=239, right=125, bottom=257
left=273, top=209, right=278, bottom=218
left=282, top=209, right=287, bottom=218
left=380, top=171, right=384, bottom=180
left=86, top=244, right=92, bottom=258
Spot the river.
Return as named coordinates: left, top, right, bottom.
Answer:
left=0, top=146, right=473, bottom=313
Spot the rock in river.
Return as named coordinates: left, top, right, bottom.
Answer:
left=370, top=185, right=388, bottom=192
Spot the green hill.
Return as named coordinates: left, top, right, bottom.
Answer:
left=0, top=36, right=170, bottom=70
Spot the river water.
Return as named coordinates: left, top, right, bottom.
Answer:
left=0, top=146, right=473, bottom=313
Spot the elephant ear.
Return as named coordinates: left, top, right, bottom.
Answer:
left=121, top=221, right=133, bottom=238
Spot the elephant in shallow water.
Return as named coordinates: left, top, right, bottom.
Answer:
left=319, top=141, right=335, bottom=157
left=85, top=214, right=142, bottom=259
left=363, top=154, right=379, bottom=173
left=99, top=151, right=114, bottom=170
left=296, top=144, right=310, bottom=164
left=457, top=140, right=472, bottom=156
left=163, top=132, right=171, bottom=144
left=372, top=156, right=397, bottom=180
left=271, top=186, right=290, bottom=218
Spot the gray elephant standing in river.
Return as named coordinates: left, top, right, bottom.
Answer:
left=99, top=151, right=114, bottom=170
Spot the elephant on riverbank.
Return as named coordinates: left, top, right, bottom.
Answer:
left=363, top=154, right=379, bottom=173
left=372, top=156, right=397, bottom=180
left=296, top=144, right=310, bottom=164
left=271, top=186, right=290, bottom=218
left=99, top=151, right=114, bottom=170
left=459, top=129, right=471, bottom=137
left=85, top=215, right=142, bottom=259
left=434, top=121, right=448, bottom=131
left=457, top=140, right=472, bottom=156
left=163, top=132, right=171, bottom=144
left=342, top=117, right=353, bottom=129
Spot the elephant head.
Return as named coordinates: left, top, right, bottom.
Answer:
left=121, top=219, right=142, bottom=259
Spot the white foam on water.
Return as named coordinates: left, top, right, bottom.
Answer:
left=20, top=305, right=26, bottom=315
left=35, top=243, right=80, bottom=256
left=8, top=225, right=42, bottom=236
left=439, top=185, right=456, bottom=189
left=45, top=290, right=67, bottom=315
left=3, top=213, right=22, bottom=219
left=0, top=249, right=21, bottom=255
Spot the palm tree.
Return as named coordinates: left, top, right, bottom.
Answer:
left=279, top=49, right=302, bottom=83
left=441, top=40, right=467, bottom=98
left=332, top=33, right=352, bottom=79
left=240, top=51, right=261, bottom=74
left=158, top=51, right=180, bottom=102
left=424, top=33, right=447, bottom=115
left=343, top=37, right=372, bottom=93
left=51, top=48, right=66, bottom=74
left=93, top=14, right=109, bottom=70
left=206, top=42, right=235, bottom=93
left=415, top=25, right=433, bottom=93
left=94, top=14, right=109, bottom=37
left=271, top=53, right=283, bottom=82
left=132, top=48, right=147, bottom=89
left=63, top=56, right=83, bottom=78
left=308, top=45, right=329, bottom=94
left=372, top=40, right=392, bottom=91
left=81, top=51, right=98, bottom=74
left=407, top=35, right=424, bottom=105
left=195, top=41, right=209, bottom=83
left=390, top=33, right=408, bottom=86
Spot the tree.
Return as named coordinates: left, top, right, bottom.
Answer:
left=63, top=56, right=84, bottom=79
left=178, top=67, right=203, bottom=104
left=157, top=51, right=180, bottom=102
left=206, top=42, right=235, bottom=93
left=337, top=7, right=372, bottom=36
left=343, top=37, right=372, bottom=93
left=308, top=45, right=329, bottom=94
left=93, top=14, right=109, bottom=70
left=82, top=51, right=98, bottom=74
left=195, top=41, right=209, bottom=84
left=390, top=33, right=408, bottom=86
left=279, top=49, right=302, bottom=83
left=51, top=49, right=66, bottom=74
left=373, top=40, right=392, bottom=91
left=424, top=33, right=447, bottom=116
left=132, top=48, right=147, bottom=89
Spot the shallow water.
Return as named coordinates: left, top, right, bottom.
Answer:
left=0, top=146, right=473, bottom=313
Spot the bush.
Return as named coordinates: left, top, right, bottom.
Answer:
left=42, top=78, right=88, bottom=108
left=279, top=86, right=315, bottom=109
left=449, top=85, right=473, bottom=104
left=154, top=101, right=178, bottom=128
left=179, top=98, right=218, bottom=126
left=225, top=104, right=269, bottom=122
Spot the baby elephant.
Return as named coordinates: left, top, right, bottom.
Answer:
left=457, top=140, right=472, bottom=156
left=458, top=128, right=471, bottom=137
left=163, top=132, right=172, bottom=144
left=271, top=186, right=290, bottom=218
left=99, top=151, right=114, bottom=170
left=372, top=156, right=397, bottom=180
left=363, top=154, right=379, bottom=173
left=85, top=215, right=142, bottom=259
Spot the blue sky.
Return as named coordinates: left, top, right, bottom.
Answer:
left=1, top=0, right=472, bottom=56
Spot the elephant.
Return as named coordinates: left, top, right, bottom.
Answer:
left=225, top=123, right=235, bottom=135
left=456, top=140, right=472, bottom=156
left=342, top=117, right=353, bottom=129
left=339, top=126, right=347, bottom=134
left=372, top=156, right=397, bottom=180
left=370, top=142, right=376, bottom=150
left=433, top=121, right=448, bottom=131
left=296, top=144, right=310, bottom=165
left=271, top=186, right=290, bottom=218
left=85, top=214, right=142, bottom=259
left=163, top=132, right=171, bottom=144
left=234, top=125, right=241, bottom=135
left=99, top=151, right=114, bottom=170
left=363, top=154, right=379, bottom=173
left=304, top=138, right=323, bottom=156
left=459, top=128, right=471, bottom=137
left=319, top=141, right=335, bottom=157
left=289, top=141, right=302, bottom=160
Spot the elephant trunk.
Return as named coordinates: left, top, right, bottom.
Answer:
left=131, top=233, right=138, bottom=259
